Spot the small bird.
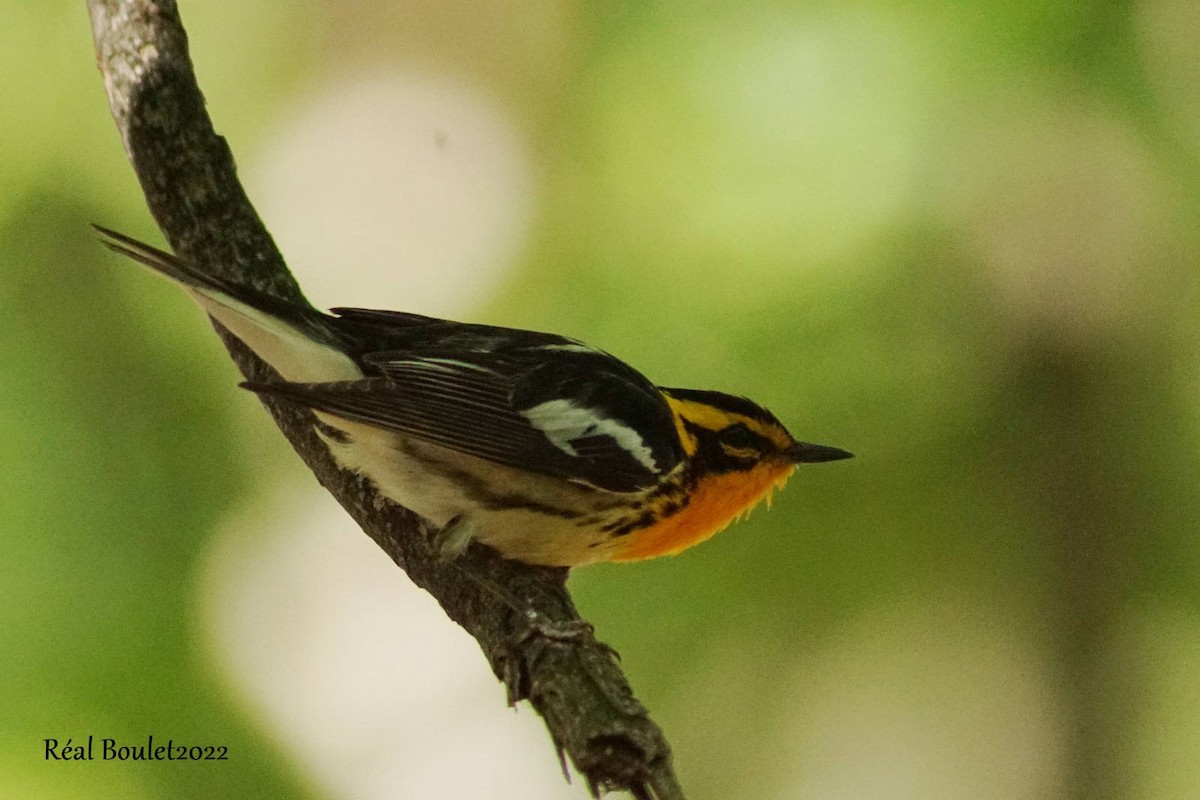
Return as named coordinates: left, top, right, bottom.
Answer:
left=97, top=227, right=851, bottom=568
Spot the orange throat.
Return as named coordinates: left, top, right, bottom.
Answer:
left=613, top=461, right=797, bottom=562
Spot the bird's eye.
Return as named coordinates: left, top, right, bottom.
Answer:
left=719, top=423, right=755, bottom=449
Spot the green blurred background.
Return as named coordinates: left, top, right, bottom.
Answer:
left=5, top=1, right=1200, bottom=798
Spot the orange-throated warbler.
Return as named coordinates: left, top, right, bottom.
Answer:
left=97, top=226, right=851, bottom=568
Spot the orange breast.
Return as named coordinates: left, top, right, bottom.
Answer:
left=611, top=461, right=796, bottom=562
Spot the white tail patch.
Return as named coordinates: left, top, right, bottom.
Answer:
left=186, top=287, right=361, bottom=383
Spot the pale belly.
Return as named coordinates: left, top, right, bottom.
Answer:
left=315, top=414, right=791, bottom=567
left=318, top=416, right=632, bottom=566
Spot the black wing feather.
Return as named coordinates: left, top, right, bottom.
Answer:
left=244, top=352, right=682, bottom=492
left=96, top=231, right=687, bottom=489
left=240, top=305, right=687, bottom=492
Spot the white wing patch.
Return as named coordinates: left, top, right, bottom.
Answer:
left=403, top=357, right=492, bottom=374
left=521, top=399, right=659, bottom=472
left=533, top=342, right=599, bottom=355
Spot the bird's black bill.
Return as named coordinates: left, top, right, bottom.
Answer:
left=788, top=442, right=854, bottom=463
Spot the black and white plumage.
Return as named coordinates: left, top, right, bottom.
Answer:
left=251, top=314, right=687, bottom=493
left=98, top=227, right=850, bottom=566
left=97, top=228, right=694, bottom=563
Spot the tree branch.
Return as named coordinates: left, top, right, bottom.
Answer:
left=86, top=2, right=684, bottom=797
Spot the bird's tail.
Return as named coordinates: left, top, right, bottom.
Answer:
left=95, top=226, right=361, bottom=382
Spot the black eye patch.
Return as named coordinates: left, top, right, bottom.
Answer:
left=718, top=422, right=756, bottom=449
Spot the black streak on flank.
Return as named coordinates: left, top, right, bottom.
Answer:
left=314, top=419, right=351, bottom=443
left=609, top=511, right=656, bottom=537
left=403, top=444, right=583, bottom=519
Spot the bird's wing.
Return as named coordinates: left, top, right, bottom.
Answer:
left=244, top=351, right=684, bottom=493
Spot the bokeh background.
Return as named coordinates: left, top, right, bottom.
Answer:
left=4, top=1, right=1200, bottom=798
